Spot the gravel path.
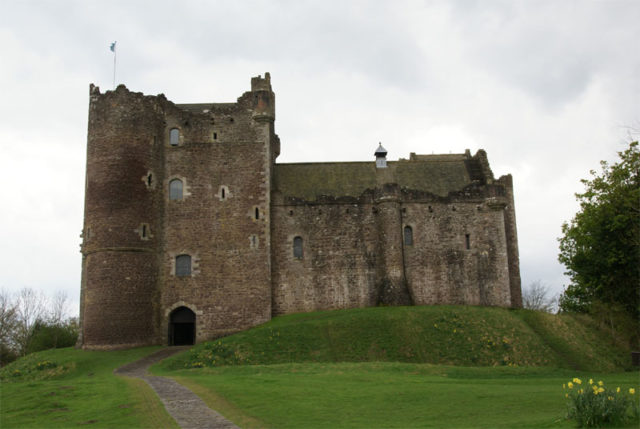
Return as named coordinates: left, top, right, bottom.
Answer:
left=115, top=347, right=240, bottom=429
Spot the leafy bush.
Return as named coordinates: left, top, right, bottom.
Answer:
left=564, top=377, right=638, bottom=427
left=25, top=319, right=78, bottom=354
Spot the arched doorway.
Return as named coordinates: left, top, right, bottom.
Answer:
left=168, top=306, right=195, bottom=346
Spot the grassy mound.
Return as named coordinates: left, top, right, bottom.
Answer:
left=159, top=306, right=631, bottom=372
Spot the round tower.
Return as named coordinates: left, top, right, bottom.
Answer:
left=78, top=84, right=165, bottom=349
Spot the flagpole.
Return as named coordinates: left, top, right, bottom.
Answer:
left=111, top=41, right=117, bottom=89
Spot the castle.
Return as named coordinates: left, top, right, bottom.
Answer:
left=78, top=73, right=521, bottom=349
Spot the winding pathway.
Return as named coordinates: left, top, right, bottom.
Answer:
left=115, top=347, right=239, bottom=429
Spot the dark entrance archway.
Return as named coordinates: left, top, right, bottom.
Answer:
left=168, top=306, right=195, bottom=346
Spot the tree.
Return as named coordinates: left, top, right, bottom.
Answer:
left=48, top=290, right=70, bottom=325
left=26, top=318, right=78, bottom=354
left=522, top=280, right=556, bottom=313
left=558, top=141, right=639, bottom=320
left=0, top=289, right=18, bottom=365
left=13, top=287, right=47, bottom=356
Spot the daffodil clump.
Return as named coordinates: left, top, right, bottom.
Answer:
left=563, top=377, right=639, bottom=427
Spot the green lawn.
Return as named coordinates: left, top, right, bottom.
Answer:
left=0, top=347, right=178, bottom=429
left=1, top=306, right=636, bottom=428
left=153, top=363, right=640, bottom=429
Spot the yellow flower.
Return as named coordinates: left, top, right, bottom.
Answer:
left=630, top=388, right=636, bottom=395
left=568, top=382, right=574, bottom=389
left=565, top=393, right=569, bottom=398
left=616, top=387, right=621, bottom=393
left=608, top=396, right=613, bottom=401
left=579, top=389, right=584, bottom=394
left=573, top=378, right=582, bottom=384
left=597, top=387, right=605, bottom=393
left=589, top=378, right=594, bottom=385
left=598, top=380, right=603, bottom=386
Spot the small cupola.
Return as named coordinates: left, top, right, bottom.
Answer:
left=375, top=142, right=388, bottom=168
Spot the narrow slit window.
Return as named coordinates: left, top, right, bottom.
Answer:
left=213, top=132, right=217, bottom=140
left=255, top=207, right=260, bottom=220
left=175, top=254, right=191, bottom=277
left=142, top=224, right=147, bottom=238
left=147, top=173, right=153, bottom=187
left=169, top=179, right=183, bottom=200
left=221, top=188, right=225, bottom=199
left=404, top=226, right=413, bottom=246
left=170, top=128, right=180, bottom=146
left=465, top=234, right=471, bottom=250
left=293, top=236, right=303, bottom=259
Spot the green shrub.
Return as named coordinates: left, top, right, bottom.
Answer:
left=26, top=320, right=78, bottom=354
left=564, top=377, right=638, bottom=427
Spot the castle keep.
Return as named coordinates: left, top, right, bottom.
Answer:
left=78, top=73, right=521, bottom=349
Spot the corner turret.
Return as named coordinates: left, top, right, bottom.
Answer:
left=251, top=72, right=275, bottom=122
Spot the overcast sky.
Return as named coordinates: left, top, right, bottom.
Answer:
left=1, top=0, right=638, bottom=316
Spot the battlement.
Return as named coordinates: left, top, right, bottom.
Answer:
left=251, top=72, right=272, bottom=92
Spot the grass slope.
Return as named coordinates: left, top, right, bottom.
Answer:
left=0, top=347, right=178, bottom=429
left=159, top=306, right=631, bottom=372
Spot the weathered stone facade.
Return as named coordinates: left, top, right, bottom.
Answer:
left=78, top=73, right=521, bottom=349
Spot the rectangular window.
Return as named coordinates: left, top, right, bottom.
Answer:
left=404, top=226, right=413, bottom=246
left=293, top=236, right=303, bottom=259
left=176, top=254, right=191, bottom=276
left=170, top=128, right=180, bottom=146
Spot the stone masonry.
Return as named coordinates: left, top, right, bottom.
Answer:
left=78, top=73, right=521, bottom=349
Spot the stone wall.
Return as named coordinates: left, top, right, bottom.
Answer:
left=402, top=199, right=511, bottom=307
left=271, top=179, right=516, bottom=315
left=271, top=198, right=378, bottom=314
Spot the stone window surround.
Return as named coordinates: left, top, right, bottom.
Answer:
left=250, top=205, right=263, bottom=221
left=134, top=223, right=153, bottom=241
left=167, top=175, right=191, bottom=201
left=249, top=234, right=259, bottom=249
left=167, top=126, right=182, bottom=147
left=142, top=171, right=156, bottom=189
left=217, top=185, right=231, bottom=201
left=169, top=251, right=200, bottom=277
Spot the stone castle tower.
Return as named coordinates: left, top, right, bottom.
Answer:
left=78, top=73, right=521, bottom=349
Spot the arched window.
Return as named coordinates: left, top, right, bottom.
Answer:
left=170, top=128, right=180, bottom=146
left=404, top=226, right=413, bottom=246
left=293, top=236, right=303, bottom=259
left=169, top=179, right=183, bottom=200
left=175, top=254, right=191, bottom=277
